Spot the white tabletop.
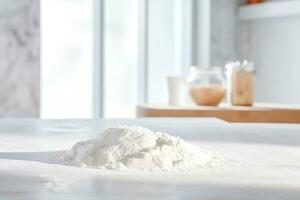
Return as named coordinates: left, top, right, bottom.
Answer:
left=0, top=118, right=300, bottom=200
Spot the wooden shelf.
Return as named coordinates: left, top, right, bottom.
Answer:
left=239, top=1, right=300, bottom=21
left=137, top=103, right=300, bottom=123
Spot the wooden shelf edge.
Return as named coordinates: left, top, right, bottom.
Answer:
left=136, top=104, right=300, bottom=123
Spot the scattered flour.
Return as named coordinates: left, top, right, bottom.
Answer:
left=54, top=126, right=229, bottom=173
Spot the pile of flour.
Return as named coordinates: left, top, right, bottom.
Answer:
left=55, top=126, right=228, bottom=172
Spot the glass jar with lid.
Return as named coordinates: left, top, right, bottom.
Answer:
left=225, top=61, right=254, bottom=106
left=186, top=66, right=225, bottom=106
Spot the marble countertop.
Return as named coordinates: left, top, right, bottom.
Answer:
left=0, top=118, right=300, bottom=200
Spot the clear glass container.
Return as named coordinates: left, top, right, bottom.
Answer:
left=225, top=61, right=254, bottom=106
left=186, top=67, right=225, bottom=106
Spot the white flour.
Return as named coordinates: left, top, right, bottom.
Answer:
left=55, top=126, right=229, bottom=173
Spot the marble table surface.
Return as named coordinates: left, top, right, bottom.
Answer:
left=0, top=118, right=300, bottom=200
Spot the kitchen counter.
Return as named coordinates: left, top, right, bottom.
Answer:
left=0, top=118, right=300, bottom=199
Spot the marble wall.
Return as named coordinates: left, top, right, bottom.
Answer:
left=0, top=0, right=39, bottom=117
left=210, top=0, right=243, bottom=67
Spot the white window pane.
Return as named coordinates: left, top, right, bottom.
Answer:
left=147, top=0, right=187, bottom=104
left=41, top=0, right=93, bottom=118
left=104, top=0, right=138, bottom=118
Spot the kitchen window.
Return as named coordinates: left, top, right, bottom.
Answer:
left=41, top=0, right=210, bottom=118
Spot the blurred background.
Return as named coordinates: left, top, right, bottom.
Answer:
left=0, top=0, right=299, bottom=118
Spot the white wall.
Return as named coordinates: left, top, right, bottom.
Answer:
left=210, top=0, right=300, bottom=104
left=247, top=17, right=300, bottom=104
